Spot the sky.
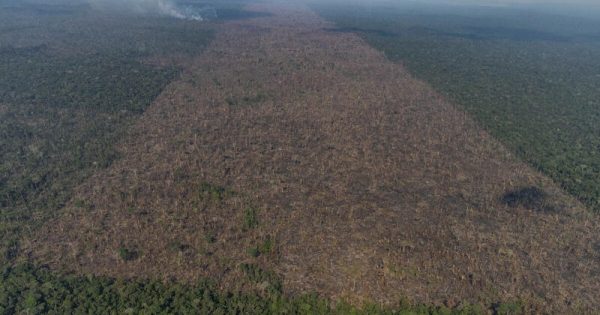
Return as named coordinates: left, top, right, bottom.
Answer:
left=323, top=0, right=600, bottom=11
left=464, top=0, right=594, bottom=3
left=419, top=0, right=598, bottom=4
left=314, top=0, right=596, bottom=16
left=356, top=0, right=600, bottom=7
left=425, top=0, right=600, bottom=10
left=390, top=0, right=600, bottom=17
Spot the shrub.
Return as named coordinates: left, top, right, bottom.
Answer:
left=260, top=237, right=273, bottom=254
left=248, top=246, right=260, bottom=257
left=198, top=182, right=232, bottom=202
left=493, top=301, right=523, bottom=315
left=118, top=247, right=138, bottom=262
left=243, top=207, right=259, bottom=230
left=204, top=233, right=217, bottom=244
left=239, top=263, right=282, bottom=295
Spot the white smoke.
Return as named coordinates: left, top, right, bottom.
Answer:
left=88, top=0, right=216, bottom=21
left=156, top=0, right=206, bottom=21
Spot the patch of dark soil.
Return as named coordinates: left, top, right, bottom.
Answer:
left=501, top=186, right=557, bottom=212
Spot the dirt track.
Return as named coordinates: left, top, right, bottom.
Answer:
left=27, top=2, right=600, bottom=312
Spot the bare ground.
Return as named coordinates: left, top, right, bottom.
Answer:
left=25, top=2, right=600, bottom=312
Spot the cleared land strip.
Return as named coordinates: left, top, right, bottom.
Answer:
left=26, top=2, right=600, bottom=312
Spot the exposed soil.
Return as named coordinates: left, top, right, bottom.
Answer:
left=25, top=2, right=600, bottom=312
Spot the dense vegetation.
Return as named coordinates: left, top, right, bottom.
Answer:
left=315, top=2, right=600, bottom=212
left=0, top=264, right=525, bottom=314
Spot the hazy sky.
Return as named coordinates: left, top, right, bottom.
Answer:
left=330, top=0, right=600, bottom=9
left=428, top=0, right=600, bottom=9
left=407, top=0, right=600, bottom=16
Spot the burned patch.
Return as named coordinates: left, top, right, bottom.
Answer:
left=501, top=186, right=556, bottom=212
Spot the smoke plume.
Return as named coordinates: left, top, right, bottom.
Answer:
left=88, top=0, right=216, bottom=21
